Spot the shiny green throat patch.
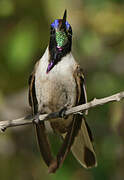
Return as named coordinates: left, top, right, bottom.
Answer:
left=56, top=31, right=68, bottom=47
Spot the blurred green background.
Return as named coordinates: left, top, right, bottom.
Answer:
left=0, top=0, right=124, bottom=179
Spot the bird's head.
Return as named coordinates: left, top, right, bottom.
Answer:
left=50, top=10, right=72, bottom=50
left=47, top=10, right=72, bottom=73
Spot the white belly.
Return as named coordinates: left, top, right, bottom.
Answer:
left=35, top=52, right=77, bottom=113
left=35, top=50, right=77, bottom=133
left=35, top=68, right=76, bottom=113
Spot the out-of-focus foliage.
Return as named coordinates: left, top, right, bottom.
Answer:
left=0, top=0, right=124, bottom=179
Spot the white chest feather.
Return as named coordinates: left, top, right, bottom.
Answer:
left=35, top=47, right=77, bottom=113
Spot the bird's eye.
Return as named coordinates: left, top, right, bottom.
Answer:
left=50, top=26, right=55, bottom=34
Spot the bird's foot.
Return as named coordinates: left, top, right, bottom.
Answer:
left=58, top=106, right=67, bottom=119
left=33, top=112, right=41, bottom=125
left=45, top=106, right=68, bottom=121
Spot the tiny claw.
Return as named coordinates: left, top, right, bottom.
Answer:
left=59, top=106, right=67, bottom=119
left=33, top=113, right=41, bottom=125
left=1, top=127, right=6, bottom=132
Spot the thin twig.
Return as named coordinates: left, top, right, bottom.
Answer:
left=0, top=91, right=124, bottom=132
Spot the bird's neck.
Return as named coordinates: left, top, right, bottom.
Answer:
left=43, top=37, right=72, bottom=73
left=48, top=38, right=72, bottom=64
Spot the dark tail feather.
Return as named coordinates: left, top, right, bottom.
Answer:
left=49, top=115, right=82, bottom=173
left=71, top=118, right=97, bottom=168
left=35, top=123, right=54, bottom=167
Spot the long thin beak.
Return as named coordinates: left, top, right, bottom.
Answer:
left=61, top=9, right=67, bottom=30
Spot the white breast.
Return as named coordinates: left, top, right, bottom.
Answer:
left=35, top=47, right=77, bottom=113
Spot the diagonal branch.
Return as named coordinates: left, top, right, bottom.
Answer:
left=0, top=91, right=124, bottom=132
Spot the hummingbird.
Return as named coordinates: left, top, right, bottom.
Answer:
left=28, top=10, right=97, bottom=173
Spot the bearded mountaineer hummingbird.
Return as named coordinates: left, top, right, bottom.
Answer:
left=28, top=10, right=97, bottom=173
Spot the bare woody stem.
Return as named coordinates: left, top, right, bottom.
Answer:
left=0, top=91, right=124, bottom=132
